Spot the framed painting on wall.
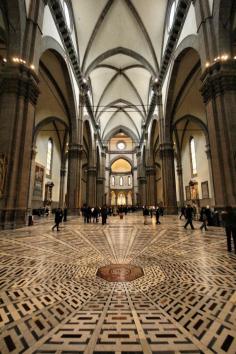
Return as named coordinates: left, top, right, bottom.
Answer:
left=201, top=181, right=209, bottom=199
left=33, top=164, right=44, bottom=198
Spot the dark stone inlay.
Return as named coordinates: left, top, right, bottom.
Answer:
left=96, top=264, right=144, bottom=282
left=221, top=335, right=234, bottom=351
left=4, top=335, right=16, bottom=352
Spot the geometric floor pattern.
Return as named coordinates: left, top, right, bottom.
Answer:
left=0, top=213, right=235, bottom=354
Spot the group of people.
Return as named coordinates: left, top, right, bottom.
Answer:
left=81, top=205, right=109, bottom=225
left=143, top=205, right=163, bottom=225
left=180, top=204, right=236, bottom=254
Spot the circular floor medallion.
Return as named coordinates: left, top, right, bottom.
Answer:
left=96, top=264, right=144, bottom=282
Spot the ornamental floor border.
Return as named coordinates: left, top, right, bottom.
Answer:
left=0, top=214, right=235, bottom=354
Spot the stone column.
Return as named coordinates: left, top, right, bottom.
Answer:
left=96, top=151, right=106, bottom=206
left=160, top=143, right=177, bottom=214
left=205, top=143, right=215, bottom=205
left=0, top=64, right=40, bottom=228
left=67, top=144, right=82, bottom=214
left=87, top=167, right=97, bottom=207
left=59, top=167, right=67, bottom=208
left=146, top=166, right=156, bottom=206
left=136, top=149, right=146, bottom=205
left=155, top=86, right=177, bottom=214
left=176, top=163, right=184, bottom=206
left=201, top=60, right=236, bottom=208
left=67, top=92, right=85, bottom=214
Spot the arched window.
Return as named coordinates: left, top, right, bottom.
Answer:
left=46, top=138, right=53, bottom=177
left=168, top=1, right=177, bottom=32
left=128, top=176, right=131, bottom=186
left=119, top=176, right=123, bottom=186
left=111, top=176, right=115, bottom=186
left=190, top=137, right=197, bottom=176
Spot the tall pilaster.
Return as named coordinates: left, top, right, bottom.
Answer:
left=0, top=64, right=40, bottom=228
left=96, top=151, right=106, bottom=206
left=201, top=60, right=236, bottom=208
left=87, top=167, right=97, bottom=207
left=136, top=149, right=146, bottom=205
left=156, top=87, right=177, bottom=213
left=176, top=163, right=184, bottom=206
left=27, top=145, right=38, bottom=215
left=67, top=92, right=84, bottom=213
left=146, top=166, right=156, bottom=206
left=59, top=167, right=67, bottom=208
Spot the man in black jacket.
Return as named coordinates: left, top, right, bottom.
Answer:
left=52, top=208, right=63, bottom=231
left=184, top=204, right=195, bottom=230
left=222, top=206, right=236, bottom=253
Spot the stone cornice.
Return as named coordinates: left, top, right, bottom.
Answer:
left=201, top=60, right=236, bottom=103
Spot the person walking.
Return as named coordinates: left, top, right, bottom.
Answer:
left=184, top=204, right=195, bottom=230
left=52, top=208, right=63, bottom=231
left=222, top=206, right=236, bottom=253
left=143, top=205, right=149, bottom=225
left=179, top=206, right=186, bottom=220
left=200, top=207, right=208, bottom=231
left=101, top=205, right=108, bottom=225
left=63, top=206, right=67, bottom=222
left=155, top=207, right=161, bottom=224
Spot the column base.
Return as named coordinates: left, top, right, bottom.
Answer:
left=0, top=209, right=27, bottom=229
left=164, top=206, right=178, bottom=215
left=68, top=208, right=81, bottom=216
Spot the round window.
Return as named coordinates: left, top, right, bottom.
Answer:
left=117, top=141, right=126, bottom=150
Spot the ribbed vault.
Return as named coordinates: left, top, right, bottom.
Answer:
left=71, top=0, right=168, bottom=143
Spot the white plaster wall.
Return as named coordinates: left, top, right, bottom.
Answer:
left=162, top=63, right=172, bottom=115
left=174, top=157, right=180, bottom=203
left=209, top=0, right=214, bottom=15
left=42, top=6, right=64, bottom=49
left=181, top=129, right=212, bottom=201
left=25, top=0, right=31, bottom=16
left=162, top=3, right=197, bottom=116
left=176, top=3, right=197, bottom=48
left=35, top=129, right=61, bottom=204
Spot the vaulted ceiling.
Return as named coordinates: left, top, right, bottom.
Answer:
left=70, top=0, right=168, bottom=144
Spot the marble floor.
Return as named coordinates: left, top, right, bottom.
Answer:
left=0, top=214, right=236, bottom=354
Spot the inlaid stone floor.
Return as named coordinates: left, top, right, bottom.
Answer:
left=0, top=214, right=236, bottom=354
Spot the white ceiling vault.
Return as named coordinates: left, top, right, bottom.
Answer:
left=70, top=0, right=168, bottom=144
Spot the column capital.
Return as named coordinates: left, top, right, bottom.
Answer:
left=60, top=168, right=67, bottom=177
left=176, top=164, right=183, bottom=175
left=205, top=144, right=211, bottom=159
left=138, top=176, right=147, bottom=184
left=31, top=145, right=37, bottom=160
left=87, top=166, right=97, bottom=175
left=68, top=144, right=83, bottom=158
left=201, top=59, right=236, bottom=103
left=0, top=64, right=40, bottom=105
left=146, top=165, right=156, bottom=175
